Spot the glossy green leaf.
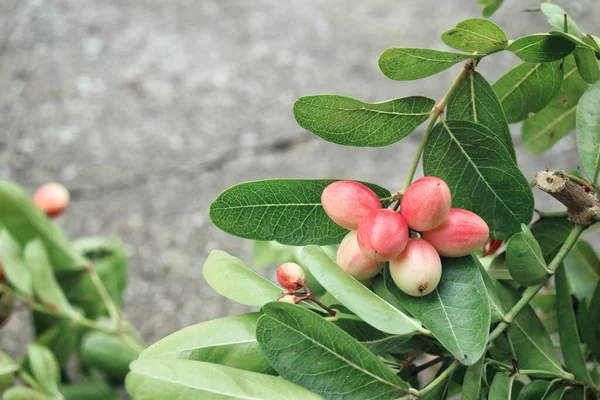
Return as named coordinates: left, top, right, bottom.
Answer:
left=140, top=313, right=273, bottom=373
left=522, top=57, right=588, bottom=153
left=577, top=300, right=600, bottom=361
left=550, top=31, right=596, bottom=52
left=555, top=264, right=594, bottom=385
left=35, top=320, right=80, bottom=367
left=446, top=71, right=515, bottom=160
left=209, top=179, right=390, bottom=246
left=294, top=95, right=434, bottom=147
left=480, top=0, right=503, bottom=17
left=0, top=231, right=32, bottom=297
left=576, top=81, right=600, bottom=182
left=518, top=380, right=550, bottom=400
left=489, top=372, right=514, bottom=400
left=506, top=34, right=575, bottom=62
left=563, top=239, right=600, bottom=304
left=488, top=253, right=512, bottom=280
left=506, top=224, right=549, bottom=286
left=441, top=18, right=507, bottom=52
left=385, top=256, right=490, bottom=365
left=495, top=282, right=566, bottom=377
left=25, top=344, right=60, bottom=395
left=423, top=120, right=534, bottom=239
left=378, top=48, right=473, bottom=81
left=531, top=291, right=559, bottom=333
left=24, top=240, right=78, bottom=318
left=541, top=4, right=584, bottom=39
left=477, top=258, right=506, bottom=323
left=494, top=61, right=563, bottom=123
left=530, top=217, right=574, bottom=262
left=462, top=356, right=484, bottom=400
left=0, top=181, right=86, bottom=272
left=371, top=274, right=407, bottom=313
left=301, top=246, right=423, bottom=336
left=256, top=302, right=409, bottom=398
left=574, top=44, right=599, bottom=84
left=59, top=380, right=119, bottom=400
left=0, top=350, right=17, bottom=392
left=126, top=358, right=322, bottom=400
left=3, top=387, right=54, bottom=400
left=203, top=250, right=282, bottom=307
left=80, top=331, right=140, bottom=380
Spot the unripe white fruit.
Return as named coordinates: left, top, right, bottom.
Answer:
left=321, top=181, right=381, bottom=230
left=389, top=238, right=442, bottom=297
left=276, top=262, right=306, bottom=289
left=336, top=231, right=382, bottom=281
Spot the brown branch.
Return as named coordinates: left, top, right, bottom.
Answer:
left=535, top=170, right=600, bottom=226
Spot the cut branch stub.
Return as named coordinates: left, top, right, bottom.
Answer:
left=535, top=170, right=600, bottom=225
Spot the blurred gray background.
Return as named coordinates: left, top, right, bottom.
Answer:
left=2, top=0, right=599, bottom=356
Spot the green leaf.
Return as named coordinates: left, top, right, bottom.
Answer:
left=372, top=274, right=407, bottom=313
left=256, top=302, right=409, bottom=399
left=25, top=344, right=60, bottom=395
left=494, top=61, right=564, bottom=123
left=139, top=313, right=273, bottom=373
left=462, top=356, right=484, bottom=400
left=301, top=246, right=423, bottom=336
left=563, top=239, right=600, bottom=304
left=203, top=250, right=282, bottom=307
left=506, top=224, right=549, bottom=286
left=441, top=18, right=507, bottom=52
left=252, top=240, right=297, bottom=269
left=24, top=240, right=78, bottom=318
left=209, top=179, right=390, bottom=246
left=423, top=120, right=534, bottom=239
left=477, top=259, right=507, bottom=323
left=577, top=299, right=600, bottom=361
left=522, top=56, right=588, bottom=153
left=576, top=81, right=600, bottom=182
left=3, top=387, right=54, bottom=400
left=530, top=217, right=574, bottom=262
left=0, top=181, right=86, bottom=272
left=35, top=320, right=80, bottom=367
left=481, top=0, right=503, bottom=17
left=385, top=256, right=491, bottom=365
left=446, top=71, right=515, bottom=161
left=550, top=31, right=596, bottom=52
left=518, top=380, right=551, bottom=400
left=488, top=253, right=512, bottom=280
left=506, top=34, right=575, bottom=62
left=378, top=48, right=473, bottom=81
left=293, top=95, right=434, bottom=147
left=126, top=358, right=322, bottom=400
left=0, top=350, right=17, bottom=392
left=0, top=231, right=32, bottom=297
left=574, top=44, right=599, bottom=84
left=555, top=264, right=594, bottom=385
left=80, top=331, right=140, bottom=380
left=59, top=380, right=119, bottom=400
left=495, top=282, right=566, bottom=377
left=489, top=372, right=515, bottom=400
left=541, top=4, right=584, bottom=39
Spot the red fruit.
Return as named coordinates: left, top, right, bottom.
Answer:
left=389, top=238, right=442, bottom=297
left=321, top=181, right=381, bottom=230
left=336, top=231, right=382, bottom=281
left=357, top=209, right=409, bottom=261
left=401, top=176, right=451, bottom=232
left=33, top=183, right=70, bottom=218
left=278, top=295, right=297, bottom=304
left=481, top=238, right=504, bottom=257
left=422, top=208, right=489, bottom=257
left=276, top=262, right=306, bottom=289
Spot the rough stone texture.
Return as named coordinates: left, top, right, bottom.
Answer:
left=1, top=0, right=599, bottom=359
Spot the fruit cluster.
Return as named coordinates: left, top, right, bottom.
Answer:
left=321, top=179, right=489, bottom=296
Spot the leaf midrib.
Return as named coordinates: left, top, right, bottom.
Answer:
left=432, top=287, right=465, bottom=358
left=452, top=27, right=505, bottom=43
left=299, top=101, right=431, bottom=116
left=147, top=339, right=257, bottom=358
left=512, top=318, right=564, bottom=374
left=264, top=314, right=407, bottom=393
left=498, top=63, right=542, bottom=103
left=390, top=48, right=468, bottom=63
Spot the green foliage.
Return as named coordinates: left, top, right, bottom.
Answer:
left=0, top=351, right=17, bottom=392
left=379, top=48, right=475, bottom=81
left=541, top=3, right=584, bottom=39
left=441, top=18, right=508, bottom=52
left=80, top=331, right=141, bottom=380
left=1, top=231, right=33, bottom=297
left=506, top=34, right=575, bottom=62
left=209, top=179, right=390, bottom=246
left=576, top=81, right=600, bottom=182
left=294, top=95, right=434, bottom=147
left=506, top=224, right=549, bottom=286
left=23, top=344, right=60, bottom=396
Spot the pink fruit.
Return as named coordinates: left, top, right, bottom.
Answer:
left=33, top=183, right=70, bottom=218
left=422, top=208, right=490, bottom=257
left=357, top=209, right=409, bottom=261
left=321, top=181, right=381, bottom=230
left=278, top=295, right=297, bottom=304
left=336, top=231, right=382, bottom=280
left=400, top=176, right=451, bottom=232
left=276, top=262, right=306, bottom=289
left=389, top=238, right=442, bottom=297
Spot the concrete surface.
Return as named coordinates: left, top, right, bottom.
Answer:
left=1, top=0, right=599, bottom=359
